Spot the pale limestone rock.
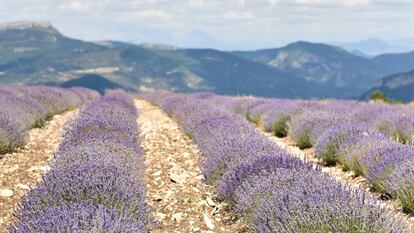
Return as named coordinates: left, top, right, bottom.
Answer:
left=203, top=213, right=215, bottom=230
left=27, top=165, right=50, bottom=173
left=16, top=183, right=30, bottom=190
left=0, top=189, right=14, bottom=198
left=172, top=212, right=183, bottom=222
left=206, top=196, right=216, bottom=207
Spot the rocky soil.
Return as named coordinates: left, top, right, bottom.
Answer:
left=3, top=98, right=411, bottom=232
left=136, top=100, right=246, bottom=233
left=0, top=110, right=78, bottom=232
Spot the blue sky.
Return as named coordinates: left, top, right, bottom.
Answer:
left=1, top=0, right=413, bottom=50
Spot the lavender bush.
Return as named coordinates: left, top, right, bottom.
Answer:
left=289, top=110, right=345, bottom=149
left=235, top=95, right=414, bottom=214
left=361, top=143, right=414, bottom=190
left=238, top=169, right=407, bottom=233
left=140, top=91, right=411, bottom=232
left=375, top=111, right=414, bottom=144
left=314, top=121, right=388, bottom=167
left=384, top=158, right=414, bottom=213
left=11, top=91, right=150, bottom=232
left=261, top=103, right=301, bottom=137
left=0, top=85, right=98, bottom=155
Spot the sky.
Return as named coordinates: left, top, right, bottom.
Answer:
left=0, top=0, right=413, bottom=50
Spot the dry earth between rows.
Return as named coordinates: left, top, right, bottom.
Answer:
left=135, top=99, right=247, bottom=233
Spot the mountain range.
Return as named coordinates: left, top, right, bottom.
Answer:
left=0, top=21, right=413, bottom=101
left=337, top=38, right=414, bottom=56
left=361, top=70, right=414, bottom=102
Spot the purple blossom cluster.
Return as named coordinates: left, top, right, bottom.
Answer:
left=289, top=109, right=346, bottom=149
left=222, top=94, right=414, bottom=214
left=10, top=91, right=150, bottom=232
left=0, top=85, right=98, bottom=155
left=314, top=121, right=388, bottom=167
left=140, top=91, right=410, bottom=232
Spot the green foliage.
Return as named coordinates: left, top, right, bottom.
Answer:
left=370, top=91, right=388, bottom=102
left=370, top=91, right=404, bottom=104
left=297, top=132, right=312, bottom=149
left=272, top=116, right=290, bottom=138
left=321, top=142, right=339, bottom=166
left=249, top=114, right=262, bottom=125
left=397, top=183, right=414, bottom=213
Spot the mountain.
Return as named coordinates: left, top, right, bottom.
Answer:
left=60, top=74, right=123, bottom=94
left=1, top=21, right=414, bottom=100
left=361, top=70, right=414, bottom=102
left=233, top=41, right=395, bottom=96
left=337, top=38, right=414, bottom=56
left=373, top=51, right=414, bottom=73
left=0, top=21, right=104, bottom=64
left=0, top=21, right=319, bottom=98
left=349, top=50, right=370, bottom=58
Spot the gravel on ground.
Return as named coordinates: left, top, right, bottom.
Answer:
left=136, top=99, right=247, bottom=233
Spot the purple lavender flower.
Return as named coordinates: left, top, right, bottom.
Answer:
left=261, top=102, right=302, bottom=136
left=384, top=158, right=414, bottom=213
left=361, top=143, right=414, bottom=192
left=0, top=85, right=97, bottom=155
left=237, top=168, right=409, bottom=233
left=314, top=121, right=387, bottom=167
left=140, top=91, right=411, bottom=232
left=289, top=110, right=345, bottom=149
left=12, top=91, right=150, bottom=231
left=10, top=202, right=146, bottom=233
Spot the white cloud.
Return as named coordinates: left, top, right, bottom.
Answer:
left=234, top=0, right=246, bottom=6
left=268, top=0, right=280, bottom=6
left=189, top=0, right=217, bottom=8
left=68, top=1, right=89, bottom=12
left=295, top=0, right=372, bottom=6
left=120, top=10, right=174, bottom=21
left=1, top=0, right=414, bottom=50
left=222, top=11, right=254, bottom=20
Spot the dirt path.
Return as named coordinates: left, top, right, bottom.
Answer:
left=136, top=100, right=246, bottom=233
left=261, top=130, right=414, bottom=226
left=0, top=110, right=78, bottom=233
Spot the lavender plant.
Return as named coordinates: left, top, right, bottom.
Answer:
left=289, top=110, right=345, bottom=149
left=360, top=143, right=414, bottom=192
left=11, top=91, right=150, bottom=232
left=314, top=121, right=387, bottom=167
left=384, top=159, right=414, bottom=213
left=240, top=169, right=408, bottom=233
left=140, top=91, right=411, bottom=233
left=0, top=85, right=98, bottom=155
left=261, top=103, right=301, bottom=137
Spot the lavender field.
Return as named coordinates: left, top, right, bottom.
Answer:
left=140, top=92, right=414, bottom=232
left=1, top=87, right=414, bottom=232
left=0, top=85, right=98, bottom=155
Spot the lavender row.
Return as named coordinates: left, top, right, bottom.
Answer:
left=10, top=91, right=150, bottom=232
left=0, top=85, right=99, bottom=155
left=228, top=96, right=414, bottom=214
left=140, top=92, right=410, bottom=233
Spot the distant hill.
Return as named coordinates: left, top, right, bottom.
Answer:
left=60, top=74, right=122, bottom=94
left=337, top=38, right=414, bottom=56
left=1, top=21, right=414, bottom=100
left=0, top=21, right=319, bottom=98
left=349, top=50, right=370, bottom=58
left=233, top=41, right=396, bottom=96
left=373, top=51, right=414, bottom=73
left=361, top=70, right=414, bottom=102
